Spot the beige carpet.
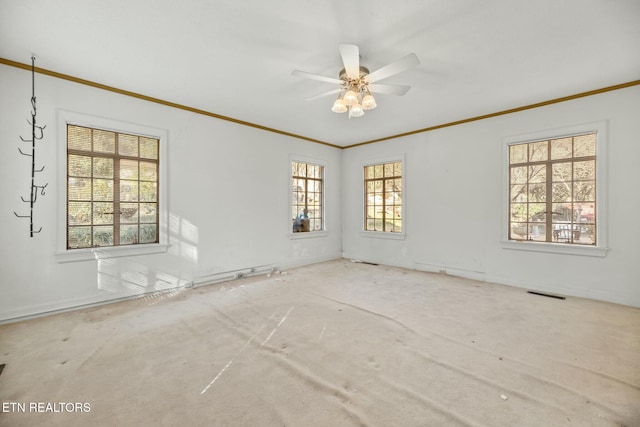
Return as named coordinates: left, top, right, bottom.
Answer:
left=1, top=259, right=639, bottom=426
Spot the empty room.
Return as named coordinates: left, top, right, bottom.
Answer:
left=1, top=1, right=639, bottom=426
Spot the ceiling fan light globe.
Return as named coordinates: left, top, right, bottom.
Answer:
left=350, top=103, right=364, bottom=117
left=343, top=90, right=358, bottom=106
left=362, top=94, right=377, bottom=110
left=331, top=98, right=347, bottom=113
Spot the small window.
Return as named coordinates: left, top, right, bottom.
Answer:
left=67, top=124, right=159, bottom=249
left=508, top=132, right=596, bottom=245
left=291, top=161, right=324, bottom=233
left=364, top=161, right=403, bottom=232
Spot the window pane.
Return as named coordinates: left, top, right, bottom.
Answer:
left=528, top=183, right=546, bottom=203
left=120, top=159, right=139, bottom=180
left=69, top=155, right=92, bottom=177
left=576, top=224, right=596, bottom=245
left=574, top=181, right=595, bottom=202
left=552, top=203, right=572, bottom=222
left=529, top=203, right=546, bottom=222
left=552, top=182, right=571, bottom=202
left=364, top=166, right=374, bottom=179
left=510, top=203, right=528, bottom=222
left=139, top=161, right=157, bottom=181
left=139, top=137, right=158, bottom=159
left=93, top=226, right=114, bottom=247
left=510, top=184, right=527, bottom=203
left=528, top=165, right=546, bottom=183
left=552, top=162, right=572, bottom=182
left=529, top=141, right=548, bottom=161
left=574, top=134, right=596, bottom=157
left=574, top=160, right=595, bottom=180
left=68, top=201, right=91, bottom=225
left=510, top=166, right=527, bottom=184
left=94, top=130, right=116, bottom=153
left=528, top=224, right=546, bottom=241
left=121, top=203, right=139, bottom=223
left=93, top=158, right=114, bottom=179
left=510, top=222, right=527, bottom=239
left=93, top=179, right=114, bottom=201
left=120, top=225, right=139, bottom=245
left=374, top=165, right=383, bottom=178
left=509, top=144, right=527, bottom=164
left=139, top=203, right=157, bottom=224
left=68, top=178, right=92, bottom=200
left=574, top=202, right=595, bottom=223
left=118, top=134, right=138, bottom=157
left=93, top=202, right=113, bottom=225
left=140, top=182, right=157, bottom=202
left=393, top=162, right=402, bottom=176
left=140, top=224, right=157, bottom=244
left=68, top=226, right=92, bottom=248
left=121, top=181, right=139, bottom=202
left=68, top=126, right=92, bottom=151
left=550, top=137, right=572, bottom=160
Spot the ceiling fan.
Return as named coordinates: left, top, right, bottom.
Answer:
left=292, top=44, right=420, bottom=118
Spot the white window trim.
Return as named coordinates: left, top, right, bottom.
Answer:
left=501, top=121, right=608, bottom=257
left=289, top=154, right=328, bottom=239
left=361, top=154, right=406, bottom=240
left=55, top=110, right=169, bottom=263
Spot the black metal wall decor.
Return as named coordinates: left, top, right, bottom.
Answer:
left=14, top=56, right=48, bottom=237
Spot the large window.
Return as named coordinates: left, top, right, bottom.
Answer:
left=291, top=161, right=323, bottom=233
left=364, top=161, right=403, bottom=233
left=508, top=132, right=596, bottom=245
left=67, top=124, right=159, bottom=249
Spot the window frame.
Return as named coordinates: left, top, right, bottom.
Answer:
left=361, top=155, right=406, bottom=240
left=501, top=121, right=608, bottom=257
left=56, top=111, right=169, bottom=263
left=289, top=155, right=327, bottom=238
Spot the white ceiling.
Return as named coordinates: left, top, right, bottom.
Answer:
left=1, top=0, right=639, bottom=147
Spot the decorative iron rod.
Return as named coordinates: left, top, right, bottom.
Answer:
left=14, top=56, right=48, bottom=237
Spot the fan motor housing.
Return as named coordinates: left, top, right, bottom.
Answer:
left=338, top=66, right=370, bottom=80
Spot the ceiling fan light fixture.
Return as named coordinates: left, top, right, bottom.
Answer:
left=293, top=44, right=419, bottom=120
left=331, top=97, right=347, bottom=113
left=362, top=94, right=377, bottom=110
left=350, top=103, right=364, bottom=118
left=343, top=90, right=358, bottom=106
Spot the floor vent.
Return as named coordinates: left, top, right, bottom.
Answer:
left=527, top=290, right=566, bottom=300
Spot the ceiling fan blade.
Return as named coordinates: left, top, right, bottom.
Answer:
left=305, top=88, right=342, bottom=102
left=368, top=83, right=411, bottom=96
left=292, top=70, right=342, bottom=85
left=365, top=53, right=420, bottom=83
left=339, top=44, right=360, bottom=79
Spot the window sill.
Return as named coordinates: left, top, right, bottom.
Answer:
left=55, top=243, right=170, bottom=263
left=501, top=240, right=608, bottom=257
left=289, top=231, right=328, bottom=239
left=360, top=231, right=406, bottom=240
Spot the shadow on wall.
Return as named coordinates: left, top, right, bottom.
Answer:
left=94, top=213, right=199, bottom=295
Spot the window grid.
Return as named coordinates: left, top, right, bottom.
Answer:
left=509, top=132, right=596, bottom=245
left=292, top=161, right=323, bottom=232
left=364, top=161, right=403, bottom=232
left=67, top=125, right=159, bottom=249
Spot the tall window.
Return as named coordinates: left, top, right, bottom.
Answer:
left=67, top=124, right=159, bottom=249
left=508, top=132, right=596, bottom=245
left=364, top=161, right=403, bottom=232
left=291, top=161, right=323, bottom=232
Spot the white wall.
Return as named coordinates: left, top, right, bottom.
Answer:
left=2, top=63, right=638, bottom=323
left=0, top=65, right=342, bottom=321
left=342, top=86, right=640, bottom=307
